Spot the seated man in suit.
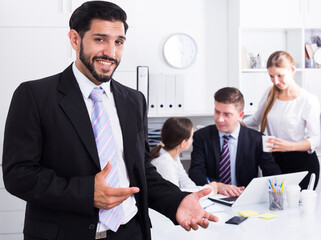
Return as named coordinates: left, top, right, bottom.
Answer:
left=189, top=87, right=281, bottom=197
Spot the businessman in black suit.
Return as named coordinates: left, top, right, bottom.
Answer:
left=2, top=2, right=218, bottom=240
left=189, top=87, right=281, bottom=197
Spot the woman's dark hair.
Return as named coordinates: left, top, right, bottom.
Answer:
left=150, top=117, right=193, bottom=159
left=69, top=1, right=128, bottom=38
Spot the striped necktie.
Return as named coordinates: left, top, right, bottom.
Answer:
left=219, top=135, right=232, bottom=184
left=90, top=87, right=124, bottom=232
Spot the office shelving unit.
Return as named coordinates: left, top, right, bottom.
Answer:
left=228, top=0, right=321, bottom=115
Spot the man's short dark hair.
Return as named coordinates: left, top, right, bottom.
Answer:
left=69, top=1, right=128, bottom=38
left=214, top=87, right=244, bottom=111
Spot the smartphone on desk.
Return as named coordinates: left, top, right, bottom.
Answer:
left=225, top=216, right=248, bottom=225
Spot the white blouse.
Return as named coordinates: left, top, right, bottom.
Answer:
left=243, top=87, right=320, bottom=153
left=151, top=148, right=201, bottom=192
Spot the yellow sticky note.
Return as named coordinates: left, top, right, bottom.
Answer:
left=238, top=210, right=259, bottom=217
left=259, top=212, right=277, bottom=219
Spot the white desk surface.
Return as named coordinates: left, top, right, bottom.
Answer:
left=150, top=195, right=321, bottom=240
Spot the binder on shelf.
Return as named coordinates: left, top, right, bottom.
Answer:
left=175, top=74, right=185, bottom=113
left=148, top=74, right=157, bottom=114
left=156, top=74, right=166, bottom=114
left=165, top=74, right=175, bottom=114
left=137, top=66, right=149, bottom=106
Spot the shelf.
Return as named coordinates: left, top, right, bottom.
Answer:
left=304, top=68, right=321, bottom=71
left=241, top=69, right=266, bottom=73
left=148, top=112, right=213, bottom=118
left=241, top=68, right=304, bottom=73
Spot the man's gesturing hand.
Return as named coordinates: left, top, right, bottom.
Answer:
left=94, top=161, right=140, bottom=210
left=176, top=187, right=219, bottom=231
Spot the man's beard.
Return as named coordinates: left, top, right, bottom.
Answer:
left=79, top=41, right=120, bottom=83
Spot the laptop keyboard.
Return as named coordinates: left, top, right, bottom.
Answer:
left=220, top=196, right=238, bottom=202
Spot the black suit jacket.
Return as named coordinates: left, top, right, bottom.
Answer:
left=189, top=124, right=281, bottom=187
left=2, top=65, right=187, bottom=240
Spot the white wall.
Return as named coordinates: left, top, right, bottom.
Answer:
left=113, top=0, right=228, bottom=113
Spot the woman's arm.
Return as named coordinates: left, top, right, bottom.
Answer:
left=267, top=137, right=312, bottom=152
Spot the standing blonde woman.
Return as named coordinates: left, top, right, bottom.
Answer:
left=151, top=117, right=218, bottom=193
left=243, top=51, right=320, bottom=189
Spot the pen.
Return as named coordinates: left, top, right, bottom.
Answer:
left=269, top=179, right=277, bottom=194
left=203, top=202, right=215, bottom=210
left=206, top=177, right=210, bottom=184
left=280, top=179, right=285, bottom=193
left=274, top=177, right=278, bottom=192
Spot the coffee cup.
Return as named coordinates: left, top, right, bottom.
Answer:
left=301, top=190, right=318, bottom=214
left=262, top=135, right=274, bottom=152
left=285, top=184, right=301, bottom=208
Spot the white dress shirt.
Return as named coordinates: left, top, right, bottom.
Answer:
left=72, top=63, right=137, bottom=232
left=218, top=123, right=240, bottom=186
left=243, top=87, right=320, bottom=153
left=151, top=148, right=202, bottom=192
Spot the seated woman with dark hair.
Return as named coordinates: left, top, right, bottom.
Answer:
left=151, top=117, right=218, bottom=193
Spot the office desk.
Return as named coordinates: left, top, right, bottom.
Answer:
left=150, top=195, right=321, bottom=240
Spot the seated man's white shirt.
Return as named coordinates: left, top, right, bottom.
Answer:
left=218, top=123, right=240, bottom=186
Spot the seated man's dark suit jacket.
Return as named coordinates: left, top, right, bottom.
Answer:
left=189, top=124, right=281, bottom=187
left=2, top=65, right=188, bottom=240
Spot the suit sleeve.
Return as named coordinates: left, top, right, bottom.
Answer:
left=189, top=130, right=218, bottom=185
left=257, top=136, right=282, bottom=176
left=2, top=83, right=95, bottom=216
left=137, top=93, right=188, bottom=224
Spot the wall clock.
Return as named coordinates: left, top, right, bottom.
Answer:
left=163, top=33, right=198, bottom=69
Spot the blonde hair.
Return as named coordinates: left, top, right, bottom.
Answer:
left=260, top=51, right=295, bottom=133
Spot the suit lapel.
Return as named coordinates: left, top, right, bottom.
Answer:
left=235, top=125, right=244, bottom=181
left=111, top=80, right=137, bottom=177
left=212, top=126, right=221, bottom=178
left=57, top=65, right=101, bottom=169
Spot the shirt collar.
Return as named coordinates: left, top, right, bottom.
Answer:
left=218, top=122, right=241, bottom=140
left=72, top=62, right=111, bottom=99
left=159, top=148, right=178, bottom=161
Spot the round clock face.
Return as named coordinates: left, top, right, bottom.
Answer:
left=163, top=33, right=198, bottom=69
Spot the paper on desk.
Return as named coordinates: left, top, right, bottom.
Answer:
left=238, top=210, right=259, bottom=217
left=238, top=210, right=277, bottom=219
left=201, top=199, right=224, bottom=213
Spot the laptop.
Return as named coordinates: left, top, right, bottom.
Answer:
left=208, top=171, right=308, bottom=207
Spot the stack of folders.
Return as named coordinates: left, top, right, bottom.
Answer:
left=148, top=73, right=184, bottom=115
left=148, top=122, right=163, bottom=148
left=136, top=66, right=185, bottom=115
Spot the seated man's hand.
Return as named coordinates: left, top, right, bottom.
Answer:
left=206, top=182, right=218, bottom=195
left=94, top=161, right=140, bottom=210
left=217, top=182, right=245, bottom=197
